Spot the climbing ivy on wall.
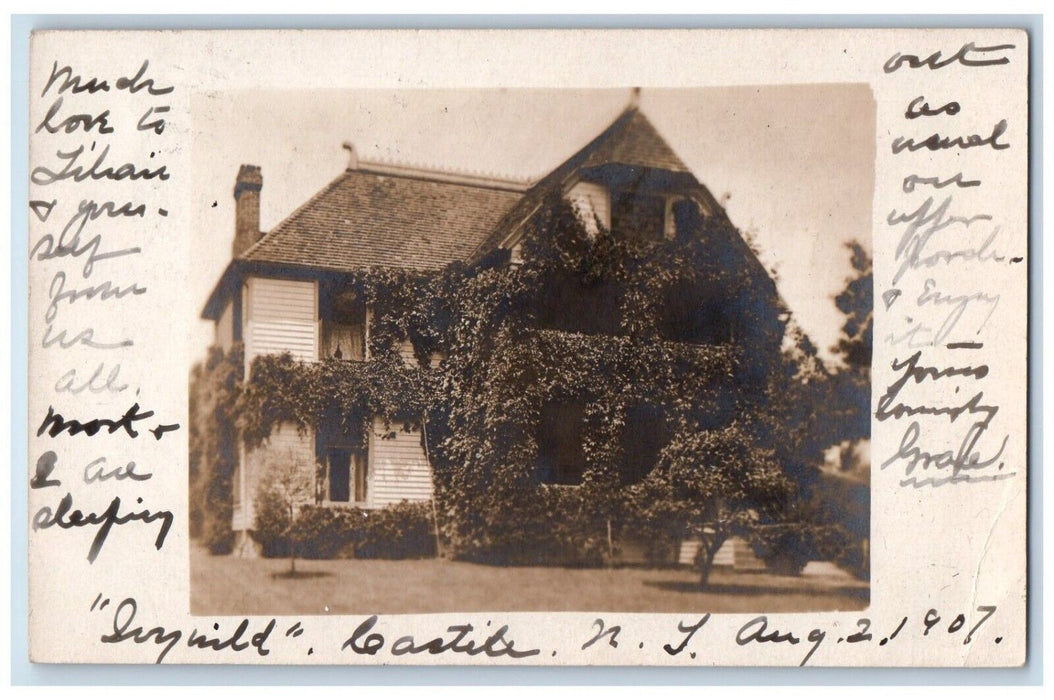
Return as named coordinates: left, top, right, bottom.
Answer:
left=188, top=343, right=244, bottom=554
left=194, top=190, right=862, bottom=579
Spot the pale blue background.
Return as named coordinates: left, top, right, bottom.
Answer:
left=9, top=13, right=1043, bottom=686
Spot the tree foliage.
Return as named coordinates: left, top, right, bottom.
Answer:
left=253, top=447, right=314, bottom=573
left=833, top=241, right=873, bottom=372
left=188, top=343, right=243, bottom=554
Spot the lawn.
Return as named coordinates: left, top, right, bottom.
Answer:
left=191, top=545, right=868, bottom=616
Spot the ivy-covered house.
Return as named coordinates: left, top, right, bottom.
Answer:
left=200, top=102, right=804, bottom=568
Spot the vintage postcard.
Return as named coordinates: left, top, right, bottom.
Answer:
left=25, top=28, right=1028, bottom=666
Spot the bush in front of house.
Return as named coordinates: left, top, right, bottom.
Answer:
left=356, top=501, right=437, bottom=559
left=251, top=474, right=293, bottom=558
left=251, top=477, right=436, bottom=561
left=294, top=505, right=366, bottom=559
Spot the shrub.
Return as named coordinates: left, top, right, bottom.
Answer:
left=201, top=491, right=235, bottom=555
left=445, top=485, right=611, bottom=567
left=357, top=501, right=437, bottom=559
left=250, top=449, right=314, bottom=566
left=254, top=499, right=438, bottom=561
left=295, top=506, right=365, bottom=559
left=749, top=524, right=814, bottom=576
left=251, top=475, right=293, bottom=558
left=750, top=521, right=856, bottom=576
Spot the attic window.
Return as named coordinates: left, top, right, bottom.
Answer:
left=611, top=189, right=666, bottom=242
left=567, top=181, right=611, bottom=236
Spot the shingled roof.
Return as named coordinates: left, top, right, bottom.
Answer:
left=204, top=103, right=720, bottom=319
left=468, top=106, right=707, bottom=260
left=580, top=108, right=691, bottom=173
left=241, top=168, right=524, bottom=273
left=239, top=105, right=701, bottom=275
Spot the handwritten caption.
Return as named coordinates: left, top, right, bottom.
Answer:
left=90, top=593, right=1006, bottom=666
left=29, top=60, right=180, bottom=562
left=877, top=41, right=1020, bottom=488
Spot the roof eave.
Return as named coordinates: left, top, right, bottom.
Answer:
left=201, top=259, right=244, bottom=321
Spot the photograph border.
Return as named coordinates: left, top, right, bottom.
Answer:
left=8, top=12, right=1043, bottom=687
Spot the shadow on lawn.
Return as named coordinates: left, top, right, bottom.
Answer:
left=642, top=578, right=870, bottom=602
left=272, top=571, right=333, bottom=580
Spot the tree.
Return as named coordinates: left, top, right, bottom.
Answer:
left=827, top=241, right=872, bottom=461
left=254, top=448, right=314, bottom=574
left=637, top=422, right=793, bottom=589
left=833, top=241, right=873, bottom=371
left=819, top=241, right=873, bottom=577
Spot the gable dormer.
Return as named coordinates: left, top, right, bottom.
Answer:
left=567, top=178, right=686, bottom=242
left=567, top=107, right=701, bottom=242
left=469, top=102, right=725, bottom=266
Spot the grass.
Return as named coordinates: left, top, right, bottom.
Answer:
left=191, top=545, right=868, bottom=616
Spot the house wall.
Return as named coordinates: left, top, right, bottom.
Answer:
left=567, top=180, right=611, bottom=231
left=397, top=338, right=417, bottom=367
left=368, top=417, right=434, bottom=507
left=233, top=422, right=316, bottom=532
left=231, top=274, right=435, bottom=534
left=216, top=299, right=235, bottom=351
left=244, top=277, right=318, bottom=368
left=678, top=538, right=736, bottom=568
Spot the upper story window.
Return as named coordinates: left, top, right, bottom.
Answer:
left=611, top=188, right=666, bottom=242
left=568, top=180, right=679, bottom=243
left=660, top=289, right=734, bottom=345
left=321, top=289, right=365, bottom=361
left=534, top=271, right=622, bottom=336
left=567, top=181, right=611, bottom=236
left=323, top=322, right=365, bottom=361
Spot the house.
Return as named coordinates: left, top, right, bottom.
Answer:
left=201, top=99, right=788, bottom=563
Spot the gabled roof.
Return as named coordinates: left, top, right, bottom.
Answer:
left=241, top=167, right=524, bottom=273
left=204, top=103, right=727, bottom=319
left=580, top=108, right=691, bottom=173
left=468, top=106, right=711, bottom=260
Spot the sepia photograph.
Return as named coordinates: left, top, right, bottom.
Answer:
left=21, top=23, right=1030, bottom=672
left=187, top=86, right=875, bottom=616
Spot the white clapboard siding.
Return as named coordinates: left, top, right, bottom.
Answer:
left=397, top=338, right=418, bottom=367
left=567, top=180, right=611, bottom=232
left=678, top=538, right=736, bottom=567
left=731, top=537, right=768, bottom=571
left=238, top=422, right=315, bottom=530
left=369, top=417, right=434, bottom=507
left=245, top=277, right=318, bottom=364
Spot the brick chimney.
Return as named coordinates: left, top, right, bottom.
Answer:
left=232, top=164, right=262, bottom=257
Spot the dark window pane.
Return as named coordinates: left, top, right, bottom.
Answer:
left=535, top=272, right=622, bottom=336
left=611, top=190, right=665, bottom=242
left=536, top=402, right=586, bottom=485
left=621, top=404, right=670, bottom=485
left=662, top=286, right=733, bottom=345
left=329, top=449, right=351, bottom=502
